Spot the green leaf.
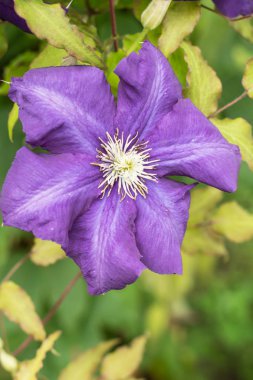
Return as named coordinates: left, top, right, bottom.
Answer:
left=0, top=282, right=45, bottom=341
left=188, top=187, right=223, bottom=227
left=242, top=57, right=253, bottom=98
left=211, top=117, right=253, bottom=171
left=141, top=0, right=172, bottom=30
left=181, top=41, right=222, bottom=116
left=14, top=0, right=103, bottom=67
left=211, top=201, right=253, bottom=243
left=0, top=25, right=7, bottom=59
left=101, top=335, right=147, bottom=380
left=59, top=340, right=118, bottom=380
left=15, top=331, right=61, bottom=380
left=230, top=19, right=253, bottom=43
left=8, top=104, right=19, bottom=143
left=159, top=1, right=201, bottom=56
left=30, top=239, right=66, bottom=267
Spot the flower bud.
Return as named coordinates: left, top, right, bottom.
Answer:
left=141, top=0, right=172, bottom=30
left=0, top=349, right=18, bottom=374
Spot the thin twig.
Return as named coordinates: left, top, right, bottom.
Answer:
left=109, top=0, right=118, bottom=52
left=2, top=253, right=31, bottom=283
left=201, top=4, right=218, bottom=14
left=209, top=91, right=248, bottom=118
left=13, top=271, right=82, bottom=356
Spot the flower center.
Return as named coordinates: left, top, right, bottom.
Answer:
left=92, top=130, right=159, bottom=200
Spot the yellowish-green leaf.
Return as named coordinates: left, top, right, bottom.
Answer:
left=59, top=340, right=118, bottom=380
left=15, top=331, right=61, bottom=380
left=211, top=201, right=253, bottom=243
left=0, top=282, right=45, bottom=341
left=30, top=239, right=66, bottom=267
left=181, top=41, right=222, bottom=116
left=30, top=44, right=67, bottom=69
left=183, top=228, right=227, bottom=257
left=8, top=103, right=19, bottom=143
left=101, top=335, right=147, bottom=380
left=188, top=187, right=223, bottom=227
left=230, top=19, right=253, bottom=43
left=242, top=57, right=253, bottom=98
left=211, top=117, right=253, bottom=170
left=14, top=0, right=103, bottom=67
left=141, top=0, right=172, bottom=30
left=159, top=1, right=201, bottom=56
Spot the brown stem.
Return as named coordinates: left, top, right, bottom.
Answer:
left=13, top=271, right=82, bottom=356
left=109, top=0, right=118, bottom=52
left=2, top=253, right=30, bottom=283
left=209, top=91, right=248, bottom=118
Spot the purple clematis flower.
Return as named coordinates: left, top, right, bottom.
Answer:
left=0, top=41, right=241, bottom=295
left=0, top=0, right=30, bottom=33
left=213, top=0, right=253, bottom=18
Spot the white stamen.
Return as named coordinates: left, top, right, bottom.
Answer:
left=92, top=130, right=159, bottom=200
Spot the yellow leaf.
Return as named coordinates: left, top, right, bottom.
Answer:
left=101, top=336, right=147, bottom=380
left=15, top=331, right=61, bottom=380
left=211, top=117, right=253, bottom=170
left=183, top=228, right=227, bottom=257
left=181, top=41, right=222, bottom=116
left=8, top=103, right=19, bottom=143
left=242, top=57, right=253, bottom=98
left=159, top=1, right=201, bottom=56
left=188, top=187, right=223, bottom=227
left=0, top=282, right=45, bottom=341
left=211, top=201, right=253, bottom=243
left=141, top=0, right=172, bottom=30
left=30, top=239, right=66, bottom=267
left=14, top=0, right=102, bottom=67
left=59, top=340, right=118, bottom=380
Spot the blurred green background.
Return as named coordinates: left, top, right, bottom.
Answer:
left=1, top=2, right=253, bottom=379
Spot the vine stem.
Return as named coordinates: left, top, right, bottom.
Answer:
left=109, top=0, right=118, bottom=52
left=209, top=91, right=248, bottom=118
left=13, top=271, right=82, bottom=357
left=2, top=253, right=31, bottom=283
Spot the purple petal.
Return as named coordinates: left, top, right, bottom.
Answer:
left=114, top=41, right=182, bottom=139
left=0, top=0, right=30, bottom=33
left=9, top=66, right=116, bottom=155
left=149, top=99, right=241, bottom=192
left=67, top=189, right=144, bottom=295
left=213, top=0, right=253, bottom=18
left=0, top=147, right=100, bottom=248
left=135, top=179, right=193, bottom=274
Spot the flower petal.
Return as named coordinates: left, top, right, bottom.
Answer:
left=135, top=179, right=193, bottom=274
left=0, top=147, right=100, bottom=248
left=0, top=0, right=30, bottom=32
left=114, top=41, right=182, bottom=139
left=67, top=189, right=144, bottom=295
left=213, top=0, right=253, bottom=18
left=9, top=66, right=116, bottom=155
left=149, top=99, right=241, bottom=192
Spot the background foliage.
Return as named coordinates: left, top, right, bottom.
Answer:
left=1, top=0, right=253, bottom=379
